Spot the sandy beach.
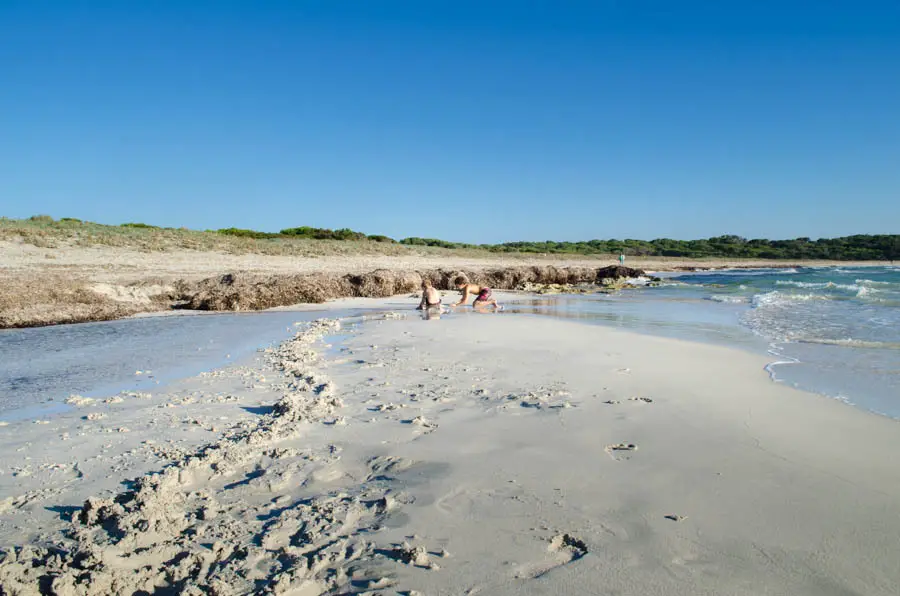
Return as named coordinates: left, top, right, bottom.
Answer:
left=1, top=297, right=898, bottom=595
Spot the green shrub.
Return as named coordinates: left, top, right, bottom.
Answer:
left=121, top=222, right=160, bottom=229
left=216, top=228, right=280, bottom=239
left=280, top=226, right=367, bottom=241
left=366, top=234, right=396, bottom=243
left=400, top=237, right=476, bottom=249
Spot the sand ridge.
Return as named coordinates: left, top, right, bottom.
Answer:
left=0, top=317, right=411, bottom=594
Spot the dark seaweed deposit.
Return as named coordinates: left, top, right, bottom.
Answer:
left=0, top=266, right=646, bottom=328
left=183, top=266, right=647, bottom=311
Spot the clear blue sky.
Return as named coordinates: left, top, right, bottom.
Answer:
left=1, top=1, right=898, bottom=243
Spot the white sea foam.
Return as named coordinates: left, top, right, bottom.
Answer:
left=796, top=338, right=900, bottom=350
left=716, top=268, right=796, bottom=276
left=763, top=343, right=800, bottom=382
left=868, top=316, right=894, bottom=326
left=774, top=280, right=859, bottom=291
left=656, top=282, right=687, bottom=288
left=751, top=291, right=827, bottom=307
left=774, top=280, right=822, bottom=288
left=854, top=285, right=900, bottom=302
left=707, top=295, right=748, bottom=304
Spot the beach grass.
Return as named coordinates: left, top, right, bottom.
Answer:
left=0, top=216, right=497, bottom=258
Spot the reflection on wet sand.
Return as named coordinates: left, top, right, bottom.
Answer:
left=424, top=304, right=503, bottom=319
left=505, top=297, right=634, bottom=323
left=503, top=296, right=749, bottom=340
left=421, top=306, right=442, bottom=321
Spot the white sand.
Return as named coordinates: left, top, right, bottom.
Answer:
left=1, top=302, right=898, bottom=595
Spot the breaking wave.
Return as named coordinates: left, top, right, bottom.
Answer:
left=707, top=294, right=748, bottom=304
left=796, top=338, right=900, bottom=350
left=774, top=280, right=859, bottom=291
left=751, top=291, right=828, bottom=307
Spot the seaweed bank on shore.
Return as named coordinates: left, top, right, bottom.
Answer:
left=1, top=265, right=647, bottom=329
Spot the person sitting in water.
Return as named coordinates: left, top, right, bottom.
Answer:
left=452, top=276, right=501, bottom=309
left=416, top=279, right=442, bottom=310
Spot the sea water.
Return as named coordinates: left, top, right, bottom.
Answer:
left=505, top=266, right=900, bottom=419
left=0, top=311, right=330, bottom=421
left=0, top=305, right=411, bottom=422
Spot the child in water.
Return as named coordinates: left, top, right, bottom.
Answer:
left=453, top=276, right=501, bottom=309
left=416, top=279, right=442, bottom=310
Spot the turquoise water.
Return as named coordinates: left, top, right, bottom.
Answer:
left=668, top=266, right=900, bottom=417
left=506, top=266, right=900, bottom=419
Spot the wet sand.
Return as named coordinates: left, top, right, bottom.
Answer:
left=1, top=300, right=898, bottom=594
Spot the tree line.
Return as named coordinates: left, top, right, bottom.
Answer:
left=18, top=217, right=900, bottom=260
left=478, top=234, right=900, bottom=261
left=400, top=234, right=900, bottom=261
left=217, top=226, right=393, bottom=242
left=219, top=228, right=900, bottom=261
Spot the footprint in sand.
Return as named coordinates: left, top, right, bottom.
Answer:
left=367, top=455, right=418, bottom=481
left=513, top=533, right=589, bottom=579
left=606, top=443, right=637, bottom=452
left=370, top=402, right=404, bottom=412
left=379, top=541, right=443, bottom=570
left=604, top=397, right=652, bottom=405
left=605, top=443, right=638, bottom=460
left=403, top=416, right=438, bottom=432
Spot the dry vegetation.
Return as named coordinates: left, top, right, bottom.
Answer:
left=0, top=217, right=503, bottom=259
left=0, top=265, right=641, bottom=328
left=183, top=266, right=634, bottom=311
left=0, top=275, right=155, bottom=328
